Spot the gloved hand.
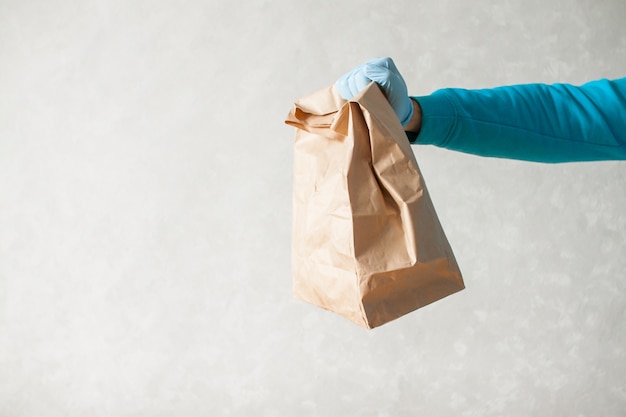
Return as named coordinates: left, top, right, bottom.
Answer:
left=335, top=57, right=414, bottom=127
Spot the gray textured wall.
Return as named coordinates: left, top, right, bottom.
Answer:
left=1, top=0, right=625, bottom=416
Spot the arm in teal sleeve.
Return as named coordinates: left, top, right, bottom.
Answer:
left=408, top=78, right=626, bottom=163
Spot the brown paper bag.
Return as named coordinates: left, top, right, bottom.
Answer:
left=285, top=82, right=464, bottom=329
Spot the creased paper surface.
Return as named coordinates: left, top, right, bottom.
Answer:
left=285, top=83, right=464, bottom=329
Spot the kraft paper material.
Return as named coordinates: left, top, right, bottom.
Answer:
left=285, top=82, right=464, bottom=329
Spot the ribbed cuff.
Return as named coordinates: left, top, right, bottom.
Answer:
left=407, top=91, right=456, bottom=146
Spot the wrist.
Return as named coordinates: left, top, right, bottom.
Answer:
left=404, top=98, right=422, bottom=134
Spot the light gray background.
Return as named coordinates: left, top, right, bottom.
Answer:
left=1, top=0, right=625, bottom=416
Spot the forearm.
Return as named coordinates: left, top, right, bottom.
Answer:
left=406, top=78, right=626, bottom=163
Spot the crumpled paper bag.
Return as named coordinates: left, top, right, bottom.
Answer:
left=285, top=82, right=464, bottom=329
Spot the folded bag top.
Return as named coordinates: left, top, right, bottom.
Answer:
left=286, top=82, right=464, bottom=329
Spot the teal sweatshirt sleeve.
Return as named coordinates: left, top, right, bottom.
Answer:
left=408, top=78, right=626, bottom=163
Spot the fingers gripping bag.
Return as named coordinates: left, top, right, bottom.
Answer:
left=285, top=82, right=464, bottom=329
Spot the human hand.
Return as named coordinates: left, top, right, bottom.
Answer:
left=335, top=57, right=414, bottom=127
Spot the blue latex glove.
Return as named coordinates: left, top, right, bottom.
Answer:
left=335, top=57, right=414, bottom=127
